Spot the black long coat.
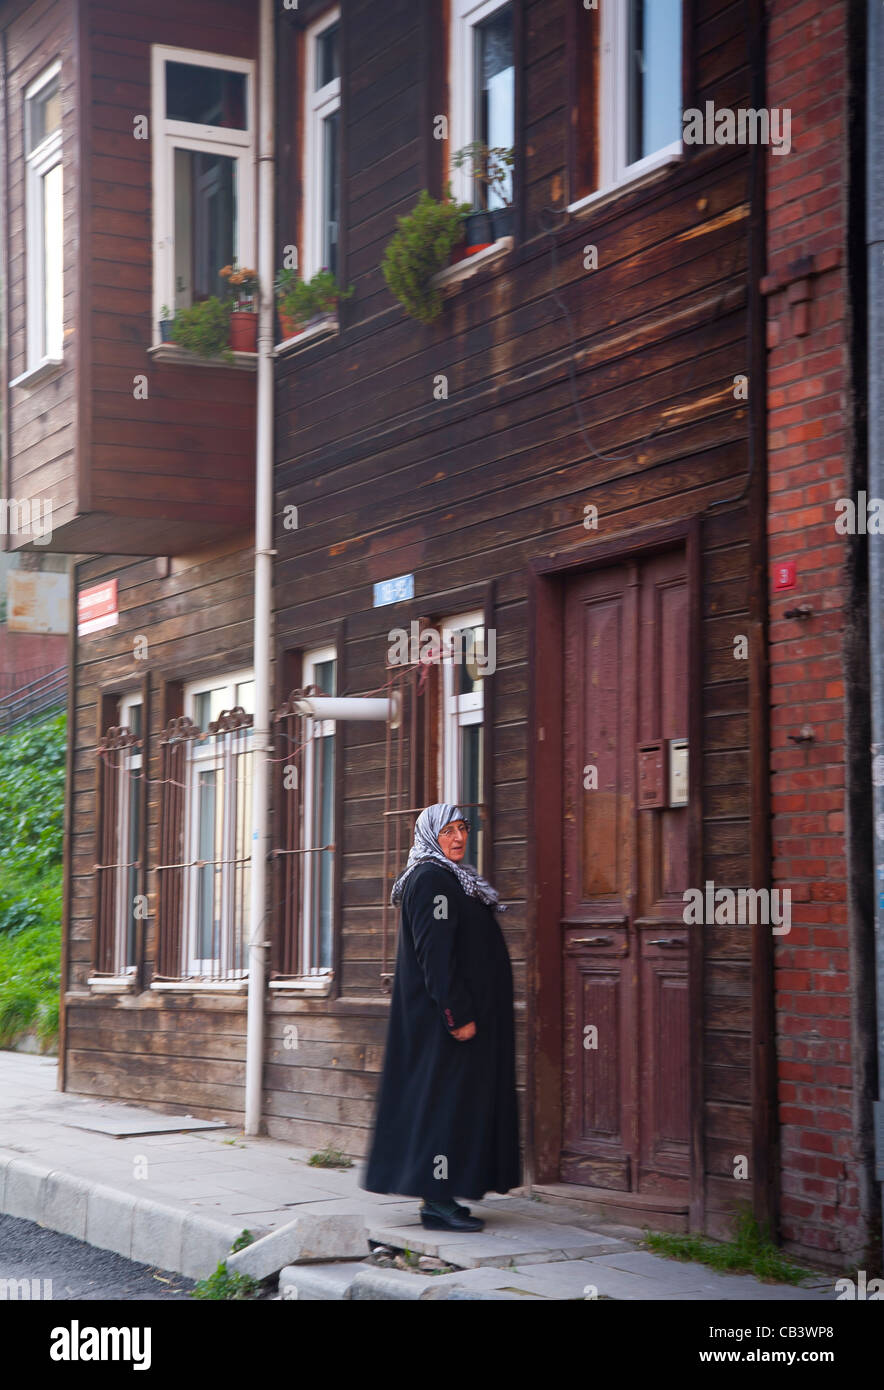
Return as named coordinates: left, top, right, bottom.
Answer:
left=362, top=861, right=520, bottom=1200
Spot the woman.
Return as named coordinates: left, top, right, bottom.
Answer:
left=362, top=803, right=520, bottom=1231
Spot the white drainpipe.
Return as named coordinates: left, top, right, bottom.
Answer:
left=245, top=0, right=275, bottom=1136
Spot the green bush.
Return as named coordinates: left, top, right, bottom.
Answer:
left=0, top=712, right=65, bottom=1049
left=274, top=268, right=353, bottom=326
left=170, top=296, right=233, bottom=361
left=381, top=190, right=470, bottom=325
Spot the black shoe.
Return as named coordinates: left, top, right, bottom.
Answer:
left=420, top=1199, right=484, bottom=1232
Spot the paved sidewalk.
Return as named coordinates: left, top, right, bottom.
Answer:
left=0, top=1051, right=835, bottom=1300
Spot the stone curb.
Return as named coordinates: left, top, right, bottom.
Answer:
left=227, top=1213, right=368, bottom=1280
left=0, top=1152, right=253, bottom=1281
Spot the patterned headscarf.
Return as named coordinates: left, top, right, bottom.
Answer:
left=390, top=802, right=506, bottom=911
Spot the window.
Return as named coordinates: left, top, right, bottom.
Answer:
left=181, top=670, right=254, bottom=979
left=93, top=692, right=143, bottom=983
left=25, top=61, right=64, bottom=369
left=300, top=647, right=337, bottom=974
left=302, top=11, right=341, bottom=280
left=600, top=0, right=682, bottom=187
left=439, top=613, right=486, bottom=872
left=450, top=1, right=514, bottom=210
left=151, top=46, right=255, bottom=340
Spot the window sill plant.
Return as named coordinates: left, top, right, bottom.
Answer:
left=382, top=189, right=471, bottom=325
left=168, top=296, right=234, bottom=363
left=159, top=304, right=175, bottom=343
left=274, top=267, right=353, bottom=340
left=221, top=263, right=260, bottom=352
left=452, top=141, right=514, bottom=253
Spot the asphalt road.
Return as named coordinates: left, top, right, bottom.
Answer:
left=0, top=1213, right=196, bottom=1300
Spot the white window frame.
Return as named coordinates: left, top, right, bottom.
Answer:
left=113, top=692, right=143, bottom=975
left=599, top=0, right=683, bottom=191
left=24, top=60, right=64, bottom=373
left=449, top=0, right=514, bottom=208
left=302, top=9, right=341, bottom=282
left=150, top=45, right=256, bottom=345
left=439, top=612, right=485, bottom=869
left=182, top=667, right=254, bottom=979
left=300, top=644, right=337, bottom=976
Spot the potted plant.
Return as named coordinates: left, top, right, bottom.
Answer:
left=381, top=190, right=471, bottom=325
left=274, top=267, right=354, bottom=339
left=169, top=296, right=233, bottom=362
left=220, top=262, right=260, bottom=352
left=159, top=304, right=175, bottom=343
left=451, top=142, right=515, bottom=247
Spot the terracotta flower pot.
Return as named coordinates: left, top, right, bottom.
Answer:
left=229, top=310, right=257, bottom=353
left=279, top=310, right=300, bottom=340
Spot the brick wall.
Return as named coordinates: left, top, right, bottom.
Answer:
left=765, top=0, right=871, bottom=1265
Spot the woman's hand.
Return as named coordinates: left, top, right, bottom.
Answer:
left=451, top=1021, right=476, bottom=1041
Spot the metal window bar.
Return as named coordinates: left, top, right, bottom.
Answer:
left=93, top=725, right=141, bottom=977
left=270, top=686, right=335, bottom=981
left=155, top=708, right=253, bottom=983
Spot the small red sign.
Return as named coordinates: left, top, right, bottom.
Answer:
left=78, top=578, right=118, bottom=636
left=773, top=561, right=796, bottom=592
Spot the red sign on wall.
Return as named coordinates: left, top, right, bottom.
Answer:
left=773, top=561, right=797, bottom=592
left=78, top=579, right=118, bottom=636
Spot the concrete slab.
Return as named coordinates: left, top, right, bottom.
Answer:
left=278, top=1261, right=368, bottom=1300
left=226, top=1213, right=368, bottom=1279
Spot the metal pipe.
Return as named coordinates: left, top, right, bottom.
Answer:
left=867, top=0, right=884, bottom=1258
left=292, top=695, right=398, bottom=723
left=244, top=0, right=275, bottom=1136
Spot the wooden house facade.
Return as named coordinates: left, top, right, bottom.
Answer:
left=1, top=0, right=874, bottom=1266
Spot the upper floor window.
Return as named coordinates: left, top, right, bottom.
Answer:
left=450, top=1, right=514, bottom=211
left=601, top=0, right=682, bottom=185
left=302, top=10, right=341, bottom=280
left=151, top=46, right=255, bottom=340
left=25, top=61, right=63, bottom=369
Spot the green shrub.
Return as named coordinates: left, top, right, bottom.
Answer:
left=0, top=712, right=65, bottom=1049
left=274, top=268, right=353, bottom=326
left=170, top=296, right=233, bottom=361
left=381, top=190, right=470, bottom=325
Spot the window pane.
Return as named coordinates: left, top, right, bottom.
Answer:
left=174, top=148, right=236, bottom=308
left=461, top=723, right=483, bottom=870
left=235, top=680, right=255, bottom=712
left=475, top=5, right=514, bottom=209
left=316, top=22, right=340, bottom=89
left=126, top=771, right=141, bottom=967
left=314, top=733, right=335, bottom=970
left=196, top=769, right=220, bottom=962
left=125, top=703, right=143, bottom=738
left=451, top=624, right=483, bottom=695
left=628, top=0, right=682, bottom=164
left=321, top=109, right=340, bottom=276
left=42, top=162, right=63, bottom=358
left=312, top=658, right=336, bottom=696
left=166, top=62, right=247, bottom=129
left=27, top=76, right=61, bottom=153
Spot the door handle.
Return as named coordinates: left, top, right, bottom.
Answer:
left=647, top=937, right=686, bottom=947
left=570, top=936, right=613, bottom=945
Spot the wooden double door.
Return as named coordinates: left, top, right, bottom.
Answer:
left=560, top=547, right=693, bottom=1196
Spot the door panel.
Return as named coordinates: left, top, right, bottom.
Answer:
left=561, top=548, right=691, bottom=1195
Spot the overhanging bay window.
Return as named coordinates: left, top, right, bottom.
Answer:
left=151, top=45, right=255, bottom=338
left=302, top=10, right=341, bottom=279
left=450, top=1, right=514, bottom=210
left=156, top=670, right=254, bottom=985
left=571, top=0, right=683, bottom=207
left=24, top=61, right=63, bottom=371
